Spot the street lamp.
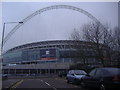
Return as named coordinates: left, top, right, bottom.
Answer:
left=1, top=21, right=23, bottom=55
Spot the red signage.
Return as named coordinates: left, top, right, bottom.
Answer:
left=41, top=57, right=56, bottom=60
left=40, top=48, right=57, bottom=60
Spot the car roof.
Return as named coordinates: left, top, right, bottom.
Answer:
left=69, top=70, right=86, bottom=73
left=96, top=67, right=120, bottom=70
left=69, top=70, right=85, bottom=72
left=70, top=70, right=85, bottom=71
left=96, top=67, right=120, bottom=74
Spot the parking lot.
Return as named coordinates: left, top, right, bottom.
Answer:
left=2, top=77, right=87, bottom=90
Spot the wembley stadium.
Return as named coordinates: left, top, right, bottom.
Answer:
left=2, top=40, right=108, bottom=75
left=1, top=5, right=110, bottom=75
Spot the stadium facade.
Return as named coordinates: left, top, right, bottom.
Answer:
left=2, top=40, right=108, bottom=75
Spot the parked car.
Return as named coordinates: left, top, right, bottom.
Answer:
left=81, top=67, right=120, bottom=90
left=66, top=70, right=87, bottom=84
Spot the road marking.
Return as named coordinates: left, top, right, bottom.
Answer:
left=45, top=82, right=50, bottom=86
left=73, top=85, right=81, bottom=88
left=55, top=77, right=66, bottom=81
left=52, top=86, right=58, bottom=90
left=44, top=82, right=57, bottom=90
left=10, top=79, right=24, bottom=89
left=5, top=82, right=15, bottom=88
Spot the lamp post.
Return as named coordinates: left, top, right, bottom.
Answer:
left=1, top=21, right=23, bottom=55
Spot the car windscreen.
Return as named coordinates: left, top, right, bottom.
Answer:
left=74, top=70, right=86, bottom=75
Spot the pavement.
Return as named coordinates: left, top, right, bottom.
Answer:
left=5, top=74, right=58, bottom=79
left=0, top=80, right=2, bottom=90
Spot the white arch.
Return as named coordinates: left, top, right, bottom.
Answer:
left=3, top=5, right=101, bottom=45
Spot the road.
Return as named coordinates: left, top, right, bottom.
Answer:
left=3, top=77, right=87, bottom=90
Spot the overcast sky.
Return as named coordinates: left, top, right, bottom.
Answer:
left=1, top=2, right=118, bottom=52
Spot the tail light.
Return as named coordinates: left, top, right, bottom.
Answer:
left=112, top=75, right=120, bottom=81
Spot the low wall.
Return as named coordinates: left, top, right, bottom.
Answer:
left=2, top=62, right=73, bottom=69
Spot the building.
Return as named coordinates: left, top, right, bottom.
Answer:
left=2, top=40, right=107, bottom=75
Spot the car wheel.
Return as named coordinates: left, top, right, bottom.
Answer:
left=74, top=79, right=79, bottom=84
left=73, top=79, right=76, bottom=84
left=100, top=84, right=106, bottom=90
left=80, top=81, right=86, bottom=88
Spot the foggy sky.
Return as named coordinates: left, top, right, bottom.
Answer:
left=2, top=2, right=118, bottom=52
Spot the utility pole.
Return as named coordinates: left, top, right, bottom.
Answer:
left=1, top=21, right=23, bottom=66
left=1, top=22, right=23, bottom=55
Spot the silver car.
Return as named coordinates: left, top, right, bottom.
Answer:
left=66, top=70, right=86, bottom=84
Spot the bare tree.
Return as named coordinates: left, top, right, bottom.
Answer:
left=82, top=22, right=112, bottom=67
left=70, top=21, right=118, bottom=67
left=69, top=28, right=81, bottom=40
left=101, top=24, right=114, bottom=66
left=112, top=27, right=120, bottom=67
left=113, top=27, right=120, bottom=51
left=69, top=28, right=87, bottom=65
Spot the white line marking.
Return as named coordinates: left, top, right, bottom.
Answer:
left=45, top=82, right=50, bottom=86
left=52, top=86, right=58, bottom=90
left=44, top=82, right=57, bottom=90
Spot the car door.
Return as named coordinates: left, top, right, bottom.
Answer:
left=92, top=69, right=102, bottom=88
left=85, top=68, right=97, bottom=87
left=69, top=72, right=75, bottom=83
left=67, top=71, right=74, bottom=83
left=67, top=71, right=71, bottom=80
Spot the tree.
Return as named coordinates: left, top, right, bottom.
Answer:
left=113, top=27, right=120, bottom=51
left=70, top=21, right=119, bottom=67
left=82, top=22, right=113, bottom=67
left=112, top=27, right=120, bottom=67
left=69, top=28, right=81, bottom=40
left=69, top=28, right=87, bottom=65
left=101, top=23, right=114, bottom=66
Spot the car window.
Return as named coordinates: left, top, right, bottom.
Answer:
left=68, top=70, right=73, bottom=75
left=95, top=69, right=102, bottom=77
left=89, top=69, right=96, bottom=76
left=101, top=69, right=112, bottom=76
left=74, top=70, right=86, bottom=75
left=68, top=71, right=71, bottom=74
